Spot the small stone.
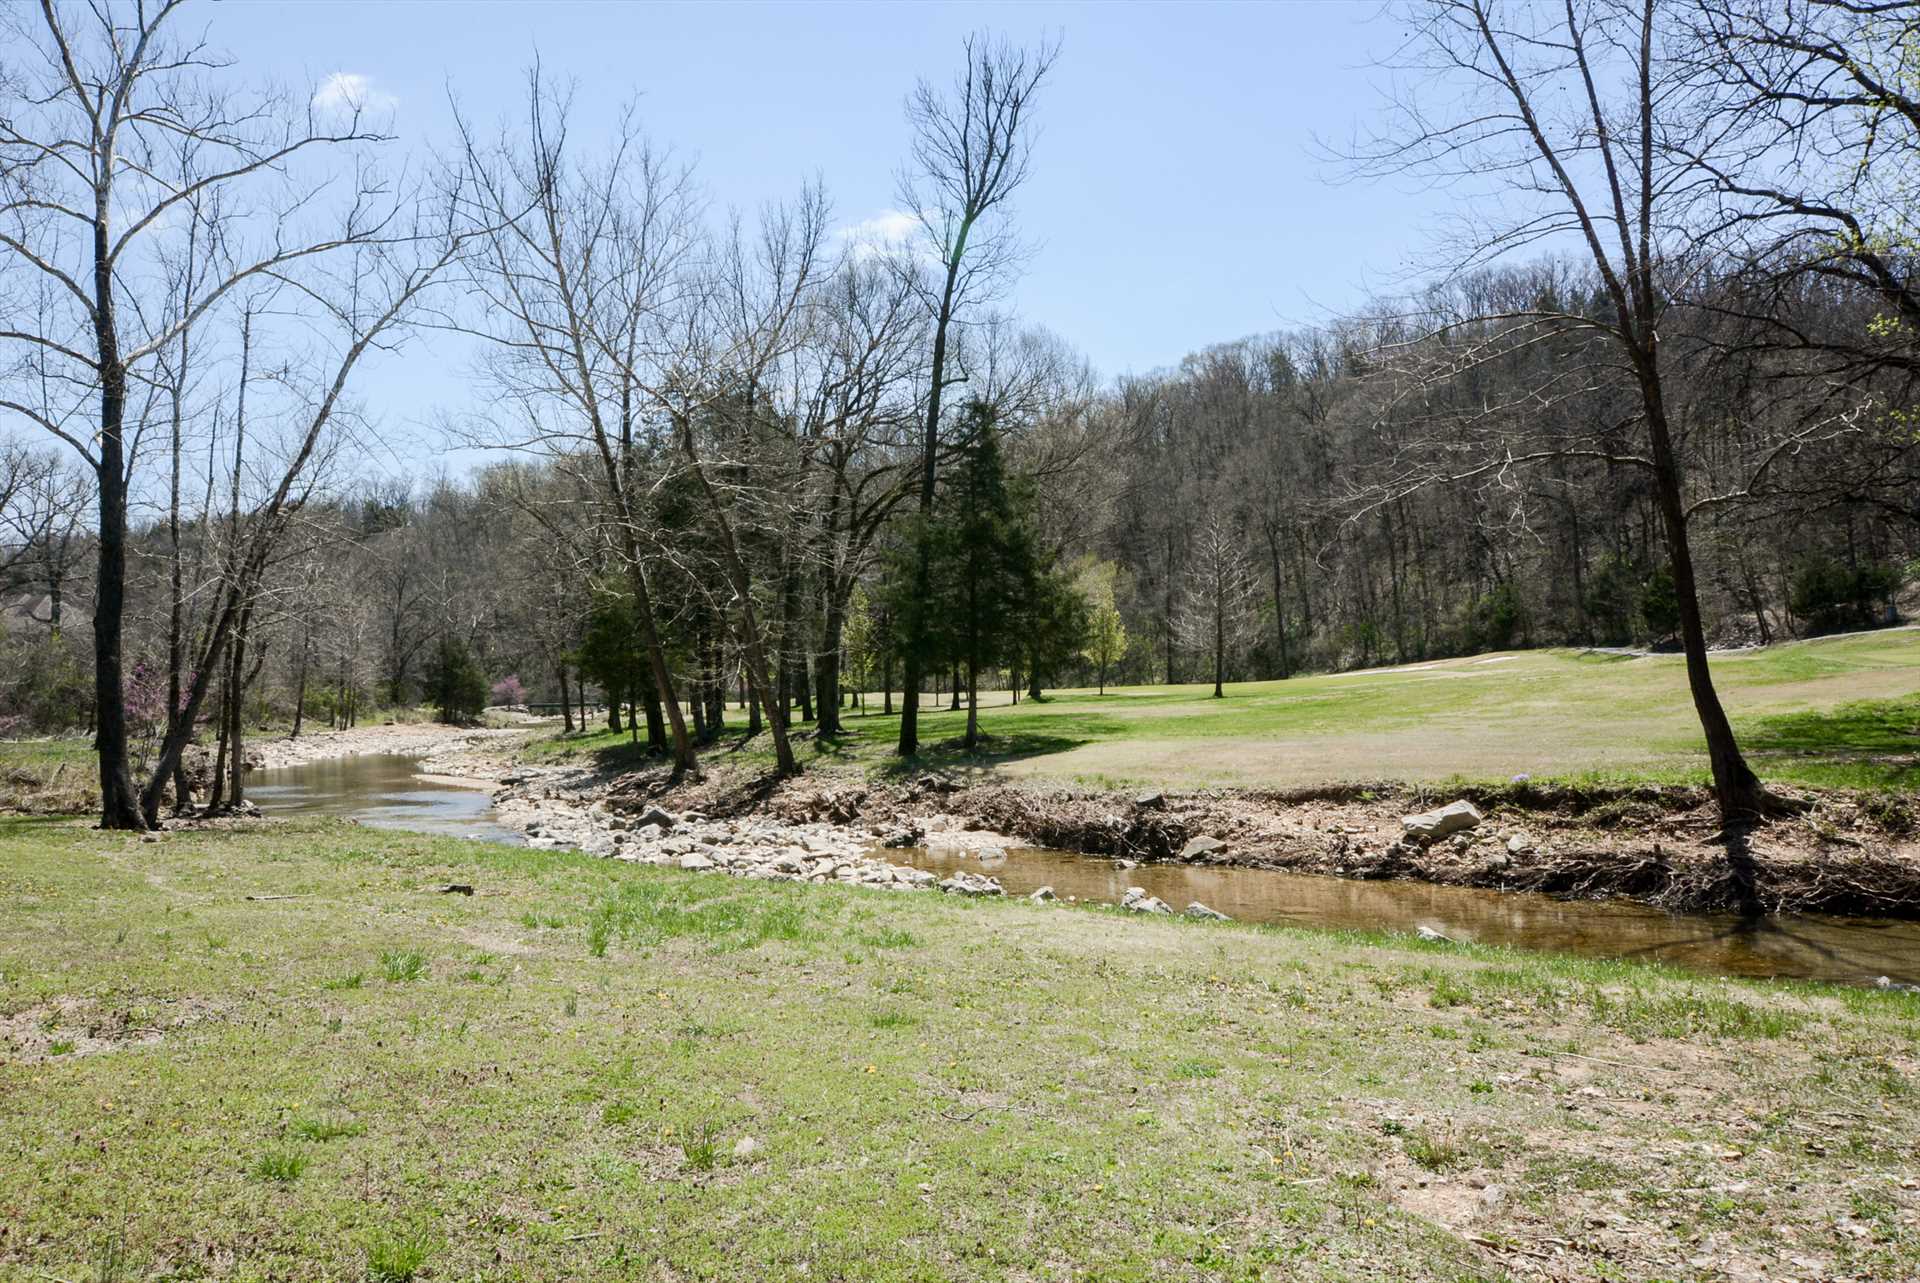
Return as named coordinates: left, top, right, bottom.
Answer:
left=1415, top=925, right=1453, bottom=944
left=1120, top=887, right=1173, bottom=915
left=638, top=805, right=676, bottom=831
left=732, top=1136, right=759, bottom=1160
left=1114, top=858, right=1139, bottom=870
left=1133, top=789, right=1165, bottom=809
left=677, top=853, right=716, bottom=871
left=937, top=871, right=1004, bottom=897
left=1184, top=901, right=1230, bottom=921
left=1506, top=833, right=1533, bottom=854
left=1029, top=886, right=1057, bottom=903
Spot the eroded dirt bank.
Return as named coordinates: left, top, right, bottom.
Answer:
left=606, top=766, right=1920, bottom=920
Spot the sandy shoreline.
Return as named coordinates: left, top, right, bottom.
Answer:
left=248, top=723, right=532, bottom=773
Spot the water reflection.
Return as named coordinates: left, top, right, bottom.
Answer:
left=249, top=753, right=521, bottom=845
left=896, top=845, right=1920, bottom=987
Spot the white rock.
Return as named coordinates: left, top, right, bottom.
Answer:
left=1184, top=901, right=1230, bottom=921
left=732, top=1136, right=760, bottom=1160
left=1029, top=886, right=1057, bottom=903
left=678, top=853, right=716, bottom=871
left=1402, top=800, right=1483, bottom=839
left=1179, top=835, right=1228, bottom=860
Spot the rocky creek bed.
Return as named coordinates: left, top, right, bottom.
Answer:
left=236, top=722, right=1920, bottom=922
left=583, top=762, right=1920, bottom=920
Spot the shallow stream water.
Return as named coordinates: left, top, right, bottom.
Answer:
left=251, top=754, right=1920, bottom=987
left=248, top=753, right=523, bottom=845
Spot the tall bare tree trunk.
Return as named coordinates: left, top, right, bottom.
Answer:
left=964, top=656, right=980, bottom=749
left=91, top=295, right=142, bottom=829
left=291, top=627, right=309, bottom=738
left=1641, top=371, right=1767, bottom=820
left=227, top=604, right=250, bottom=807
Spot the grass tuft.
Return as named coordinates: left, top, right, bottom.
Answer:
left=251, top=1145, right=310, bottom=1184
left=365, top=1225, right=435, bottom=1283
left=679, top=1121, right=722, bottom=1172
left=379, top=950, right=427, bottom=983
left=290, top=1116, right=365, bottom=1142
left=1405, top=1127, right=1469, bottom=1173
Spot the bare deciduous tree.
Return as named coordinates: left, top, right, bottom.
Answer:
left=1348, top=0, right=1792, bottom=822
left=453, top=74, right=703, bottom=775
left=0, top=0, right=408, bottom=827
left=894, top=31, right=1059, bottom=756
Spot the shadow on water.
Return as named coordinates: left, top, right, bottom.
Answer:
left=252, top=754, right=1919, bottom=987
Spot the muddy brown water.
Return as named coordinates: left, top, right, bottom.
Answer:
left=253, top=755, right=1920, bottom=987
left=249, top=753, right=523, bottom=845
left=892, top=846, right=1920, bottom=987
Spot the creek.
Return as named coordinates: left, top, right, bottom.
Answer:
left=252, top=754, right=1920, bottom=987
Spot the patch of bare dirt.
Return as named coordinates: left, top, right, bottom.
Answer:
left=0, top=995, right=221, bottom=1064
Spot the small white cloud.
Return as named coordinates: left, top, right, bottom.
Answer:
left=312, top=72, right=397, bottom=116
left=836, top=209, right=923, bottom=258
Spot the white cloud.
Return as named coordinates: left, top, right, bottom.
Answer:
left=836, top=208, right=923, bottom=259
left=311, top=72, right=397, bottom=116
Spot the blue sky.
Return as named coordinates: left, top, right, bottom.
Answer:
left=204, top=0, right=1435, bottom=454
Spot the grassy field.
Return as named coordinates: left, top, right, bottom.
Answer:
left=3, top=817, right=1916, bottom=1281
left=536, top=628, right=1920, bottom=794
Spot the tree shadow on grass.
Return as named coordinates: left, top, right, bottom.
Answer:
left=576, top=739, right=667, bottom=773
left=873, top=709, right=1130, bottom=779
left=1740, top=696, right=1920, bottom=790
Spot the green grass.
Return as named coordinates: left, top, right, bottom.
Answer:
left=379, top=949, right=428, bottom=983
left=2, top=816, right=1915, bottom=1280
left=365, top=1224, right=437, bottom=1283
left=529, top=627, right=1920, bottom=793
left=289, top=1115, right=365, bottom=1142
left=250, top=1144, right=310, bottom=1184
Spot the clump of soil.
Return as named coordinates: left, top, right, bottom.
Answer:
left=631, top=766, right=1920, bottom=919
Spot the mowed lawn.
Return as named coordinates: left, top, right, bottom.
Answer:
left=596, top=628, right=1920, bottom=792
left=2, top=818, right=1917, bottom=1281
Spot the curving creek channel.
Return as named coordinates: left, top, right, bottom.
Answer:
left=250, top=753, right=1920, bottom=989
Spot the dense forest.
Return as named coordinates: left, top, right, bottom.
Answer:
left=3, top=0, right=1919, bottom=826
